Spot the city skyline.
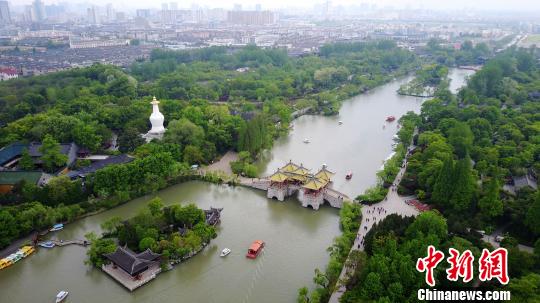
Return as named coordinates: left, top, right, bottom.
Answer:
left=8, top=0, right=540, bottom=12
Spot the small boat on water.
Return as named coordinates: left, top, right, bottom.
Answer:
left=386, top=116, right=396, bottom=122
left=338, top=120, right=343, bottom=125
left=55, top=290, right=69, bottom=303
left=19, top=245, right=35, bottom=257
left=0, top=258, right=13, bottom=270
left=346, top=172, right=353, bottom=180
left=50, top=223, right=64, bottom=232
left=39, top=241, right=55, bottom=248
left=303, top=138, right=310, bottom=144
left=220, top=248, right=231, bottom=257
left=5, top=252, right=22, bottom=264
left=246, top=240, right=265, bottom=259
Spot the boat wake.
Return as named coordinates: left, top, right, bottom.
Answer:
left=242, top=250, right=266, bottom=303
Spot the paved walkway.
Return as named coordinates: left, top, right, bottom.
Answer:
left=329, top=151, right=419, bottom=303
left=202, top=151, right=238, bottom=175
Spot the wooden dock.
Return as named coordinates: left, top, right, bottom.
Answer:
left=47, top=239, right=90, bottom=247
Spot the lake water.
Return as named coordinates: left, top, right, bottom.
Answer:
left=0, top=69, right=473, bottom=303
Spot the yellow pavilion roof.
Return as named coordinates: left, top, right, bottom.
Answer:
left=315, top=167, right=335, bottom=182
left=303, top=176, right=329, bottom=190
left=281, top=161, right=301, bottom=173
left=295, top=165, right=310, bottom=176
left=287, top=172, right=308, bottom=182
left=270, top=171, right=289, bottom=182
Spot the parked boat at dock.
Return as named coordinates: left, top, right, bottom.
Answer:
left=38, top=241, right=55, bottom=248
left=246, top=240, right=265, bottom=259
left=20, top=245, right=35, bottom=257
left=50, top=224, right=64, bottom=232
left=0, top=258, right=13, bottom=270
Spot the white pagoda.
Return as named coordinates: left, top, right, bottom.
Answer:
left=142, top=96, right=166, bottom=142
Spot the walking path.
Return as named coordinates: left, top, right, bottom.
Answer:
left=202, top=151, right=238, bottom=175
left=328, top=149, right=419, bottom=303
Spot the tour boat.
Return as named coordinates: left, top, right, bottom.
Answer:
left=345, top=172, right=353, bottom=180
left=39, top=241, right=55, bottom=248
left=19, top=245, right=35, bottom=257
left=386, top=116, right=396, bottom=122
left=55, top=290, right=69, bottom=303
left=50, top=223, right=64, bottom=232
left=303, top=138, right=310, bottom=143
left=246, top=240, right=265, bottom=259
left=220, top=248, right=231, bottom=257
left=0, top=258, right=13, bottom=270
left=5, top=252, right=22, bottom=264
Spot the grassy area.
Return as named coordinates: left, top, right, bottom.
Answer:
left=521, top=34, right=540, bottom=46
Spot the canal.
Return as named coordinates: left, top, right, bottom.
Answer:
left=0, top=69, right=473, bottom=303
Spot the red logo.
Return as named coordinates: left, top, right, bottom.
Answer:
left=416, top=246, right=509, bottom=286
left=446, top=248, right=474, bottom=283
left=479, top=248, right=509, bottom=285
left=416, top=245, right=445, bottom=287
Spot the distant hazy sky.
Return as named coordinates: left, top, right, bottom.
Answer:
left=11, top=0, right=540, bottom=11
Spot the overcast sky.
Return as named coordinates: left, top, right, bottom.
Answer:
left=11, top=0, right=540, bottom=11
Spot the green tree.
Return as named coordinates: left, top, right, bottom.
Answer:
left=432, top=156, right=454, bottom=206
left=100, top=216, right=123, bottom=235
left=147, top=197, right=164, bottom=216
left=448, top=122, right=473, bottom=158
left=19, top=148, right=34, bottom=170
left=118, top=127, right=145, bottom=153
left=478, top=176, right=503, bottom=218
left=139, top=237, right=157, bottom=251
left=85, top=232, right=117, bottom=267
left=449, top=157, right=475, bottom=212
left=174, top=203, right=205, bottom=228
left=525, top=193, right=540, bottom=235
left=164, top=118, right=205, bottom=147
left=39, top=134, right=67, bottom=172
left=0, top=210, right=18, bottom=248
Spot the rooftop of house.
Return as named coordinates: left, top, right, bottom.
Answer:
left=0, top=143, right=27, bottom=166
left=513, top=174, right=538, bottom=190
left=0, top=171, right=43, bottom=185
left=104, top=246, right=160, bottom=276
left=67, top=154, right=134, bottom=179
left=27, top=142, right=77, bottom=158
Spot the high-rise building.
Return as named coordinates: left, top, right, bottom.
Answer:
left=87, top=6, right=98, bottom=24
left=136, top=9, right=151, bottom=18
left=0, top=1, right=11, bottom=24
left=31, top=0, right=46, bottom=22
left=161, top=3, right=168, bottom=10
left=255, top=4, right=262, bottom=11
left=106, top=3, right=114, bottom=22
left=169, top=2, right=178, bottom=10
left=116, top=12, right=126, bottom=21
left=233, top=4, right=242, bottom=11
left=227, top=10, right=274, bottom=25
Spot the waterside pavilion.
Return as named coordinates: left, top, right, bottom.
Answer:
left=102, top=246, right=161, bottom=291
left=266, top=161, right=347, bottom=210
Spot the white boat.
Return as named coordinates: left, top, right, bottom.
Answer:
left=338, top=121, right=343, bottom=125
left=220, top=248, right=231, bottom=257
left=50, top=224, right=64, bottom=232
left=303, top=138, right=310, bottom=143
left=55, top=290, right=68, bottom=303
